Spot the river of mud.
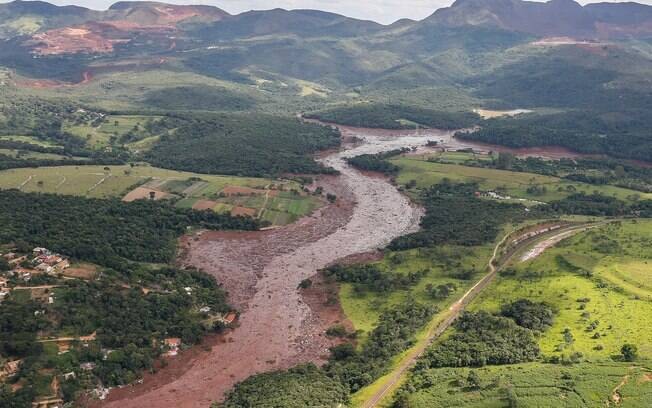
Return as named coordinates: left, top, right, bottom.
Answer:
left=100, top=126, right=446, bottom=408
left=99, top=122, right=606, bottom=407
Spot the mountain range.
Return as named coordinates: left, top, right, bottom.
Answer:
left=1, top=0, right=652, bottom=49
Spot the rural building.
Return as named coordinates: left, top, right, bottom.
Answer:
left=80, top=362, right=96, bottom=371
left=223, top=312, right=237, bottom=325
left=36, top=263, right=53, bottom=274
left=2, top=252, right=16, bottom=260
left=164, top=338, right=181, bottom=357
left=0, top=359, right=21, bottom=379
left=9, top=255, right=27, bottom=265
left=54, top=260, right=70, bottom=272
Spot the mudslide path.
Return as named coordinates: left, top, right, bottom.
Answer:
left=101, top=127, right=445, bottom=408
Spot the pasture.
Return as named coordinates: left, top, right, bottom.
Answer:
left=392, top=156, right=652, bottom=203
left=0, top=164, right=319, bottom=225
left=63, top=114, right=162, bottom=150
left=405, top=362, right=652, bottom=407
left=470, top=220, right=652, bottom=360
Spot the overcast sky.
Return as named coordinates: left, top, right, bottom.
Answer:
left=3, top=0, right=652, bottom=24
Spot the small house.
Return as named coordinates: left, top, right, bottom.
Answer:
left=36, top=263, right=53, bottom=274
left=54, top=260, right=70, bottom=272
left=223, top=312, right=237, bottom=325
left=163, top=338, right=181, bottom=357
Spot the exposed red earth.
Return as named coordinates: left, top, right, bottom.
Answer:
left=99, top=127, right=428, bottom=408
left=98, top=124, right=620, bottom=408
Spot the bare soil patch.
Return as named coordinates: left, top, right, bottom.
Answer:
left=230, top=206, right=257, bottom=217
left=101, top=134, right=423, bottom=408
left=62, top=263, right=98, bottom=280
left=122, top=187, right=168, bottom=202
left=191, top=200, right=218, bottom=211
left=221, top=185, right=273, bottom=196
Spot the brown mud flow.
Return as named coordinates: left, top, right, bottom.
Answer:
left=100, top=127, right=431, bottom=408
left=100, top=124, right=589, bottom=408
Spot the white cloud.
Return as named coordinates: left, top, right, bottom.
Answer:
left=2, top=0, right=652, bottom=24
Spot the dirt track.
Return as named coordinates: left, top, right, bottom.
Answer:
left=101, top=126, right=442, bottom=408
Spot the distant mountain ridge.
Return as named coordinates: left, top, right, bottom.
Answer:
left=1, top=0, right=652, bottom=43
left=427, top=0, right=652, bottom=38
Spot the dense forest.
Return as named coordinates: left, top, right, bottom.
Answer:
left=345, top=148, right=408, bottom=175
left=0, top=265, right=230, bottom=406
left=221, top=364, right=349, bottom=408
left=418, top=311, right=540, bottom=369
left=143, top=86, right=256, bottom=111
left=221, top=301, right=434, bottom=406
left=0, top=153, right=123, bottom=171
left=145, top=114, right=341, bottom=177
left=389, top=181, right=536, bottom=250
left=306, top=104, right=480, bottom=130
left=458, top=110, right=652, bottom=161
left=0, top=190, right=260, bottom=268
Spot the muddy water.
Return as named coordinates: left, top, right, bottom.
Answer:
left=332, top=123, right=590, bottom=160
left=102, top=128, right=442, bottom=408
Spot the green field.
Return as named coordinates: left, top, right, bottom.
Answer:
left=0, top=164, right=320, bottom=224
left=0, top=135, right=62, bottom=147
left=392, top=156, right=652, bottom=203
left=0, top=164, right=270, bottom=197
left=340, top=245, right=493, bottom=337
left=63, top=114, right=163, bottom=150
left=470, top=220, right=652, bottom=360
left=0, top=148, right=73, bottom=161
left=403, top=362, right=652, bottom=407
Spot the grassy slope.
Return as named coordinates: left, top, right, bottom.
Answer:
left=406, top=362, right=652, bottom=407
left=349, top=156, right=652, bottom=407
left=0, top=164, right=269, bottom=198
left=392, top=156, right=652, bottom=203
left=405, top=219, right=652, bottom=407
left=0, top=164, right=320, bottom=225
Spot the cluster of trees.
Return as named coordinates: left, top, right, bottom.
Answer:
left=324, top=263, right=427, bottom=292
left=390, top=180, right=536, bottom=250
left=305, top=104, right=480, bottom=130
left=548, top=192, right=652, bottom=217
left=0, top=153, right=124, bottom=171
left=457, top=109, right=652, bottom=161
left=550, top=192, right=628, bottom=217
left=0, top=264, right=229, bottom=404
left=144, top=86, right=256, bottom=111
left=417, top=311, right=540, bottom=369
left=221, top=364, right=349, bottom=408
left=144, top=113, right=341, bottom=177
left=500, top=299, right=554, bottom=332
left=221, top=301, right=434, bottom=407
left=324, top=301, right=434, bottom=391
left=345, top=149, right=408, bottom=175
left=482, top=156, right=652, bottom=193
left=0, top=190, right=260, bottom=268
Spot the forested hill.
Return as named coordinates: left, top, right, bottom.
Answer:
left=0, top=190, right=260, bottom=269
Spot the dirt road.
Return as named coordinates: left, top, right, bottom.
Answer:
left=360, top=222, right=595, bottom=408
left=100, top=123, right=598, bottom=408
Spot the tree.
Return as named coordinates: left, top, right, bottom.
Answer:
left=621, top=344, right=638, bottom=361
left=0, top=257, right=9, bottom=271
left=467, top=370, right=482, bottom=390
left=496, top=152, right=515, bottom=170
